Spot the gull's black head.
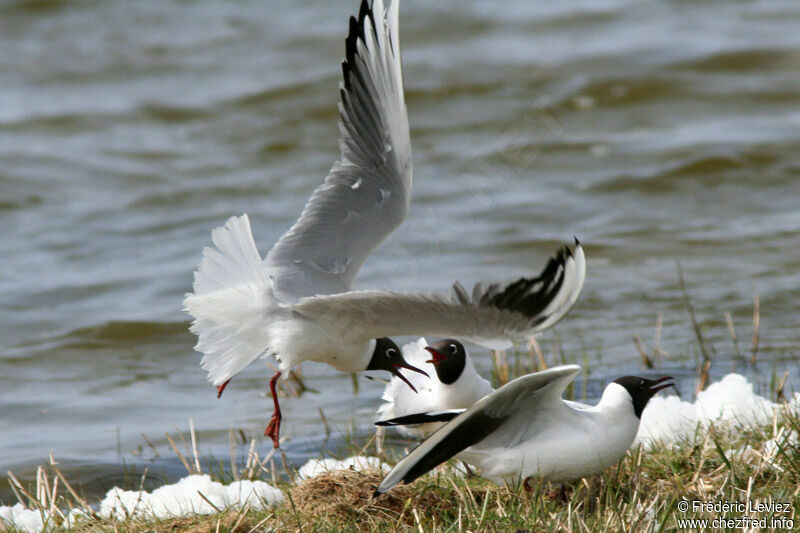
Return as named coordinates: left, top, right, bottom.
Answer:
left=367, top=337, right=429, bottom=392
left=614, top=375, right=676, bottom=418
left=424, top=339, right=467, bottom=385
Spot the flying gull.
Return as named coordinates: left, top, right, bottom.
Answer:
left=184, top=0, right=586, bottom=448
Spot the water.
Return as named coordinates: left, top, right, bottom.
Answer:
left=2, top=0, right=799, bottom=501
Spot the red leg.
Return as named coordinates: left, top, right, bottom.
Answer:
left=523, top=477, right=534, bottom=492
left=216, top=378, right=232, bottom=398
left=264, top=372, right=283, bottom=448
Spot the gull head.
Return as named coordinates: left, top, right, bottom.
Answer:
left=367, top=337, right=429, bottom=392
left=424, top=339, right=467, bottom=385
left=613, top=375, right=676, bottom=418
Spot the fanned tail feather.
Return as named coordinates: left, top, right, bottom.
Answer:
left=183, top=214, right=273, bottom=386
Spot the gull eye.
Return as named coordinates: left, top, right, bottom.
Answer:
left=449, top=344, right=457, bottom=354
left=386, top=348, right=397, bottom=358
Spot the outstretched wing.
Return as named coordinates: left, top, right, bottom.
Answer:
left=292, top=241, right=586, bottom=348
left=265, top=0, right=412, bottom=301
left=374, top=365, right=581, bottom=495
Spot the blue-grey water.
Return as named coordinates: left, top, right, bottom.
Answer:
left=2, top=0, right=800, bottom=501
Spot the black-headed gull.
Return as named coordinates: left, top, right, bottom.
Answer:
left=377, top=338, right=492, bottom=439
left=374, top=366, right=674, bottom=494
left=184, top=0, right=586, bottom=448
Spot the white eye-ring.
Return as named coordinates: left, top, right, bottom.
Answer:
left=449, top=344, right=457, bottom=354
left=387, top=348, right=397, bottom=357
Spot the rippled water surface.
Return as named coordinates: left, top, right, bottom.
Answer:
left=2, top=0, right=800, bottom=500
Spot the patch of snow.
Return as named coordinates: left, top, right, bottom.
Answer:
left=636, top=373, right=800, bottom=449
left=0, top=503, right=45, bottom=533
left=297, top=455, right=391, bottom=480
left=99, top=474, right=283, bottom=520
left=0, top=475, right=283, bottom=532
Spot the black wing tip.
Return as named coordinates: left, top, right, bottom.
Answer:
left=486, top=242, right=577, bottom=319
left=342, top=16, right=361, bottom=90
left=374, top=414, right=417, bottom=427
left=372, top=488, right=384, bottom=498
left=375, top=411, right=460, bottom=427
left=342, top=0, right=379, bottom=91
left=358, top=0, right=372, bottom=24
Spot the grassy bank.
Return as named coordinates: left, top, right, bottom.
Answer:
left=3, top=403, right=798, bottom=532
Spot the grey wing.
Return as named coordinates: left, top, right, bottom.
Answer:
left=292, top=242, right=586, bottom=348
left=265, top=0, right=412, bottom=301
left=374, top=365, right=581, bottom=494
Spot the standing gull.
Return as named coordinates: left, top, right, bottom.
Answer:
left=377, top=338, right=492, bottom=439
left=184, top=0, right=586, bottom=448
left=375, top=366, right=674, bottom=494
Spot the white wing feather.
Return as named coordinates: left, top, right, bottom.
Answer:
left=265, top=0, right=412, bottom=301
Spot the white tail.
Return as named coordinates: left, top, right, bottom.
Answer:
left=183, top=214, right=273, bottom=385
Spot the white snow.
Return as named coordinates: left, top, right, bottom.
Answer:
left=0, top=474, right=283, bottom=532
left=297, top=455, right=391, bottom=480
left=98, top=474, right=283, bottom=520
left=636, top=373, right=800, bottom=449
left=764, top=429, right=799, bottom=458
left=0, top=503, right=45, bottom=533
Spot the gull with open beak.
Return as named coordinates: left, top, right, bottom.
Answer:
left=377, top=338, right=492, bottom=439
left=375, top=366, right=675, bottom=494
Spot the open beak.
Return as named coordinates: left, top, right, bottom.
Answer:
left=391, top=362, right=429, bottom=394
left=424, top=346, right=446, bottom=365
left=649, top=376, right=676, bottom=394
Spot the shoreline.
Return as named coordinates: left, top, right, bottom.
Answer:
left=3, top=370, right=798, bottom=532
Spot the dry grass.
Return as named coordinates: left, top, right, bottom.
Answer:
left=290, top=468, right=453, bottom=529
left=5, top=395, right=799, bottom=532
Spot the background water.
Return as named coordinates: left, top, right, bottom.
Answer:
left=2, top=0, right=799, bottom=501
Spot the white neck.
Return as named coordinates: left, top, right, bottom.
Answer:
left=438, top=354, right=491, bottom=401
left=576, top=383, right=642, bottom=468
left=591, top=383, right=641, bottom=439
left=595, top=383, right=636, bottom=415
left=360, top=338, right=377, bottom=370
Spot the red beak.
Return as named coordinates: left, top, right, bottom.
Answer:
left=424, top=346, right=446, bottom=365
